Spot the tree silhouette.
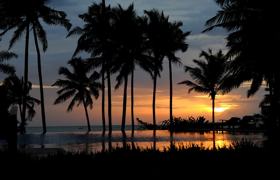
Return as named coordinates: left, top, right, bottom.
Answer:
left=165, top=20, right=189, bottom=131
left=179, top=49, right=229, bottom=125
left=112, top=4, right=151, bottom=132
left=0, top=50, right=17, bottom=74
left=53, top=58, right=101, bottom=132
left=68, top=0, right=114, bottom=135
left=3, top=75, right=40, bottom=125
left=204, top=0, right=280, bottom=135
left=144, top=10, right=169, bottom=129
left=0, top=0, right=71, bottom=134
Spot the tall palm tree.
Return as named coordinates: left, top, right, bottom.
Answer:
left=0, top=50, right=17, bottom=75
left=165, top=20, right=189, bottom=131
left=178, top=49, right=229, bottom=125
left=112, top=4, right=151, bottom=132
left=67, top=0, right=113, bottom=135
left=53, top=58, right=101, bottom=132
left=3, top=75, right=40, bottom=126
left=144, top=10, right=168, bottom=129
left=0, top=0, right=71, bottom=134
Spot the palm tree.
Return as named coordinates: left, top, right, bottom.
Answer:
left=144, top=10, right=168, bottom=129
left=178, top=49, right=229, bottom=125
left=67, top=0, right=114, bottom=135
left=112, top=4, right=151, bottom=132
left=0, top=0, right=71, bottom=134
left=0, top=50, right=17, bottom=75
left=3, top=75, right=40, bottom=129
left=204, top=0, right=280, bottom=133
left=53, top=58, right=101, bottom=132
left=165, top=20, right=189, bottom=131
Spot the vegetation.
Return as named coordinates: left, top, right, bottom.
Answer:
left=179, top=49, right=229, bottom=125
left=1, top=0, right=280, bottom=154
left=67, top=0, right=112, bottom=134
left=138, top=115, right=265, bottom=132
left=0, top=50, right=17, bottom=75
left=138, top=116, right=209, bottom=131
left=53, top=58, right=101, bottom=132
left=3, top=75, right=40, bottom=123
left=0, top=0, right=71, bottom=134
left=204, top=0, right=280, bottom=138
left=1, top=140, right=277, bottom=176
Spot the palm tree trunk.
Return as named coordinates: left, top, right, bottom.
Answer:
left=83, top=99, right=91, bottom=132
left=21, top=23, right=30, bottom=134
left=212, top=97, right=215, bottom=125
left=168, top=59, right=173, bottom=132
left=33, top=28, right=47, bottom=134
left=131, top=70, right=135, bottom=133
left=19, top=105, right=23, bottom=124
left=101, top=68, right=106, bottom=134
left=107, top=70, right=112, bottom=136
left=121, top=75, right=128, bottom=132
left=152, top=72, right=157, bottom=129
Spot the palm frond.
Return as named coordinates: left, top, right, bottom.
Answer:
left=34, top=20, right=48, bottom=51
left=9, top=21, right=27, bottom=49
left=54, top=89, right=76, bottom=105
left=67, top=26, right=83, bottom=37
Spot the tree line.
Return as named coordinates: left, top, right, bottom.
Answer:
left=1, top=0, right=279, bottom=143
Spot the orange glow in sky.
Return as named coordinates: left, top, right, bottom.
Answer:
left=29, top=85, right=263, bottom=126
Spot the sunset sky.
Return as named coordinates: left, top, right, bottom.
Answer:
left=0, top=0, right=265, bottom=127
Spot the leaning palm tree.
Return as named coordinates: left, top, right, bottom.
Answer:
left=53, top=58, right=101, bottom=132
left=0, top=50, right=17, bottom=74
left=3, top=75, right=40, bottom=130
left=67, top=0, right=113, bottom=135
left=0, top=0, right=71, bottom=134
left=178, top=49, right=229, bottom=125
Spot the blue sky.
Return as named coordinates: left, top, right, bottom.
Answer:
left=0, top=0, right=265, bottom=127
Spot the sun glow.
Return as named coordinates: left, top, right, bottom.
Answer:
left=205, top=105, right=231, bottom=113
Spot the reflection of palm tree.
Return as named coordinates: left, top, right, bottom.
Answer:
left=68, top=0, right=113, bottom=135
left=212, top=131, right=216, bottom=150
left=53, top=58, right=101, bottom=132
left=179, top=49, right=229, bottom=125
left=4, top=75, right=40, bottom=131
left=1, top=0, right=71, bottom=134
left=0, top=51, right=17, bottom=74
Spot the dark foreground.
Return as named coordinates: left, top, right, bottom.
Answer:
left=1, top=142, right=280, bottom=178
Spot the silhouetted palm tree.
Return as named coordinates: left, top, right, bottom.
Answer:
left=0, top=0, right=71, bottom=134
left=144, top=10, right=168, bottom=129
left=165, top=20, right=189, bottom=131
left=179, top=49, right=229, bottom=125
left=68, top=0, right=113, bottom=135
left=112, top=4, right=151, bottom=132
left=3, top=75, right=40, bottom=128
left=53, top=58, right=101, bottom=132
left=0, top=50, right=17, bottom=74
left=204, top=0, right=280, bottom=134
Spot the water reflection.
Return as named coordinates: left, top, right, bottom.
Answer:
left=213, top=131, right=216, bottom=150
left=10, top=130, right=266, bottom=153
